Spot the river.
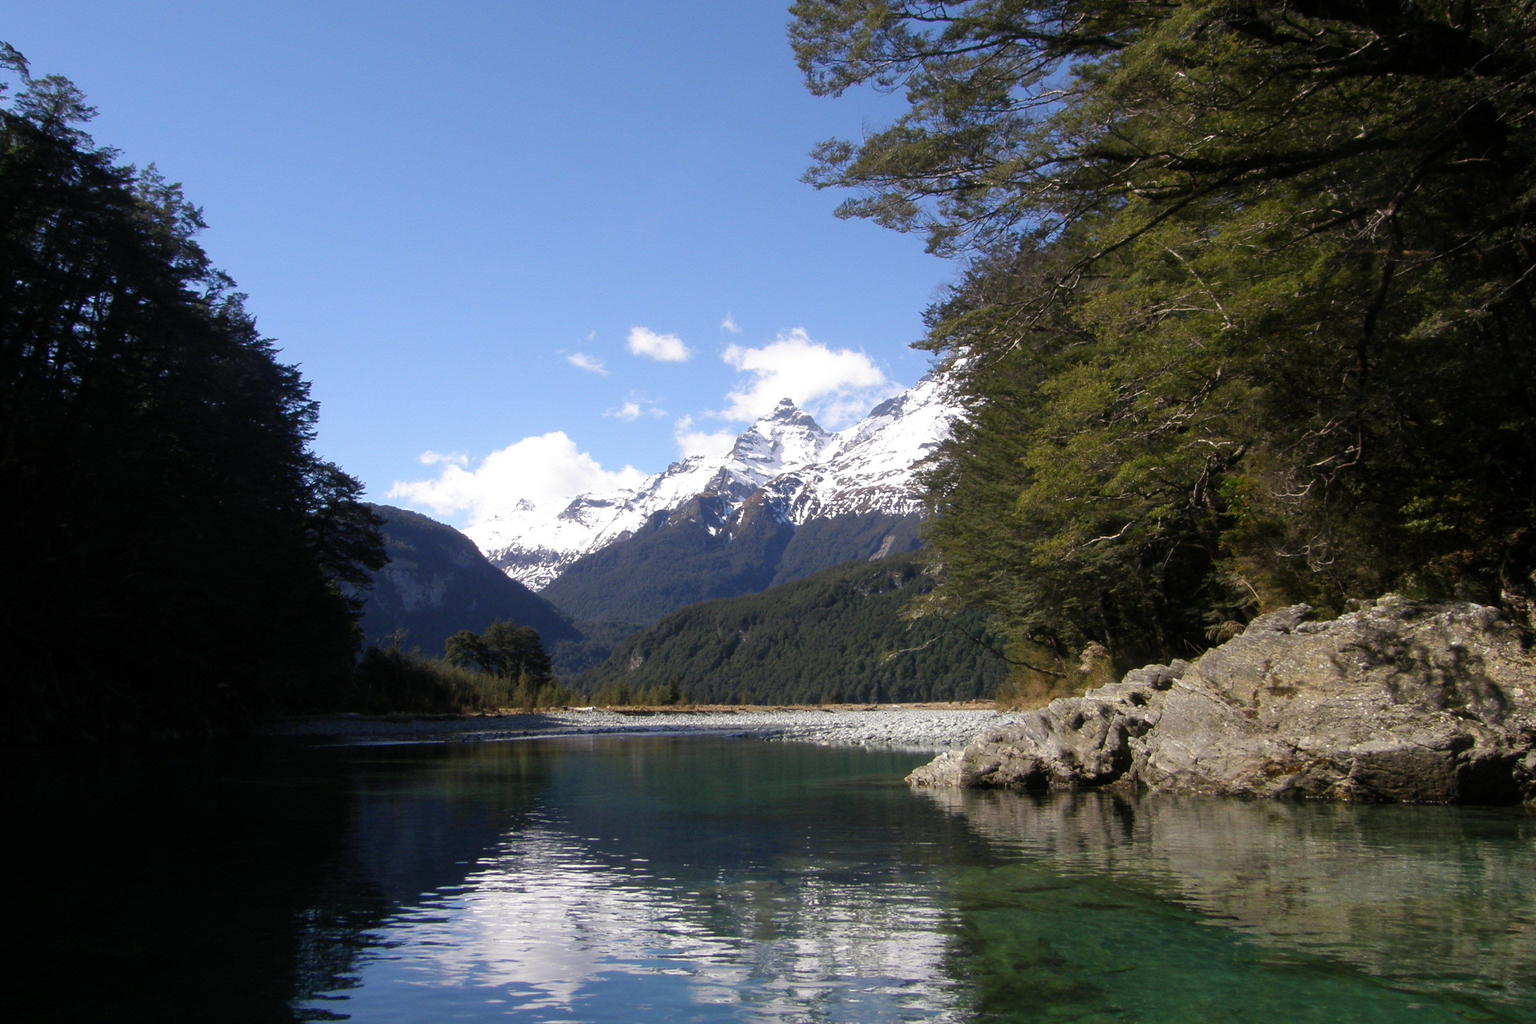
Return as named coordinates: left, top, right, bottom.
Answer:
left=9, top=733, right=1534, bottom=1022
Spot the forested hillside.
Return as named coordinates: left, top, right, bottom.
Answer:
left=793, top=1, right=1536, bottom=683
left=360, top=505, right=580, bottom=657
left=1, top=50, right=382, bottom=738
left=576, top=553, right=1007, bottom=705
left=542, top=500, right=922, bottom=629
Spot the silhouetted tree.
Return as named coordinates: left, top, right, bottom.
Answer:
left=0, top=46, right=383, bottom=739
left=444, top=621, right=552, bottom=686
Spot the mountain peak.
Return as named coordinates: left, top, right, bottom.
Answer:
left=761, top=397, right=822, bottom=431
left=470, top=369, right=960, bottom=589
left=733, top=399, right=832, bottom=474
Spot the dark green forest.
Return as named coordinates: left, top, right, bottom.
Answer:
left=541, top=502, right=923, bottom=632
left=577, top=554, right=1008, bottom=706
left=1, top=49, right=383, bottom=739
left=793, top=1, right=1536, bottom=681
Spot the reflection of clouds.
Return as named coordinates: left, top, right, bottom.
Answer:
left=424, top=830, right=617, bottom=1009
left=698, top=872, right=956, bottom=1021
left=301, top=811, right=963, bottom=1022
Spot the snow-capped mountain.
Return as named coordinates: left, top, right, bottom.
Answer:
left=761, top=370, right=957, bottom=523
left=464, top=368, right=959, bottom=590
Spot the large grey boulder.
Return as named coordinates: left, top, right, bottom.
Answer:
left=908, top=596, right=1536, bottom=803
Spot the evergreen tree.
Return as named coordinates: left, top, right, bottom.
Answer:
left=0, top=48, right=384, bottom=738
left=444, top=621, right=553, bottom=687
left=792, top=2, right=1536, bottom=671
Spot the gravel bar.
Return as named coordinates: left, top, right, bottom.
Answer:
left=270, top=706, right=1006, bottom=753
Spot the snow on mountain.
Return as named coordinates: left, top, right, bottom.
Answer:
left=766, top=369, right=957, bottom=523
left=464, top=369, right=959, bottom=590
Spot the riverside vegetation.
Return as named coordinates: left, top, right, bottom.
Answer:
left=793, top=1, right=1536, bottom=690
left=10, top=3, right=1536, bottom=736
left=1, top=48, right=384, bottom=740
left=352, top=555, right=1009, bottom=713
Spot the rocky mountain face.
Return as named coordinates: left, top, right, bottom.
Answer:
left=357, top=505, right=580, bottom=658
left=464, top=369, right=958, bottom=593
left=909, top=596, right=1536, bottom=804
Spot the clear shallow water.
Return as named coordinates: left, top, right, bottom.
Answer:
left=8, top=735, right=1535, bottom=1023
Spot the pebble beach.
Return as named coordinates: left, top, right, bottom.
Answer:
left=272, top=705, right=1004, bottom=753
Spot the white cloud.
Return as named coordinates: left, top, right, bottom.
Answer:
left=720, top=313, right=741, bottom=334
left=416, top=450, right=469, bottom=468
left=674, top=415, right=736, bottom=460
left=627, top=326, right=691, bottom=363
left=567, top=352, right=608, bottom=375
left=717, top=327, right=896, bottom=427
left=606, top=397, right=667, bottom=422
left=387, top=432, right=646, bottom=526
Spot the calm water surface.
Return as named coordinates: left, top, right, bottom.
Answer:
left=9, top=734, right=1535, bottom=1022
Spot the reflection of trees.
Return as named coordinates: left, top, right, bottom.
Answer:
left=48, top=737, right=1518, bottom=1024
left=921, top=788, right=1536, bottom=1014
left=10, top=742, right=372, bottom=1022
left=289, top=741, right=553, bottom=1016
left=7, top=739, right=553, bottom=1023
left=28, top=736, right=1532, bottom=1023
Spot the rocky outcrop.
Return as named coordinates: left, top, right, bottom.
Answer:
left=909, top=596, right=1536, bottom=803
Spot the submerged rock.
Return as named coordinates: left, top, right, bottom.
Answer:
left=908, top=596, right=1536, bottom=803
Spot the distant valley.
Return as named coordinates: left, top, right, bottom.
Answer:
left=356, top=370, right=1008, bottom=699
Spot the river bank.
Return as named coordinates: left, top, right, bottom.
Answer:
left=271, top=704, right=1005, bottom=752
left=910, top=597, right=1536, bottom=804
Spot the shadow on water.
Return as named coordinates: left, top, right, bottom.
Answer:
left=8, top=734, right=979, bottom=1023
left=5, top=737, right=553, bottom=1023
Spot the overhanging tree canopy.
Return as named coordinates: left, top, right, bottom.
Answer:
left=792, top=1, right=1536, bottom=669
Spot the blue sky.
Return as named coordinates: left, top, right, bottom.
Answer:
left=7, top=1, right=953, bottom=527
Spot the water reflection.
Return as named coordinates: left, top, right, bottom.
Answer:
left=923, top=788, right=1536, bottom=1022
left=8, top=740, right=388, bottom=1023
left=298, top=737, right=975, bottom=1022
left=315, top=817, right=960, bottom=1021
left=12, top=735, right=1536, bottom=1023
left=6, top=738, right=561, bottom=1023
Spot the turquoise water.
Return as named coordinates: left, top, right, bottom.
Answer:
left=9, top=735, right=1535, bottom=1022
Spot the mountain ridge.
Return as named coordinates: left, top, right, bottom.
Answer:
left=464, top=368, right=958, bottom=590
left=357, top=504, right=581, bottom=658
